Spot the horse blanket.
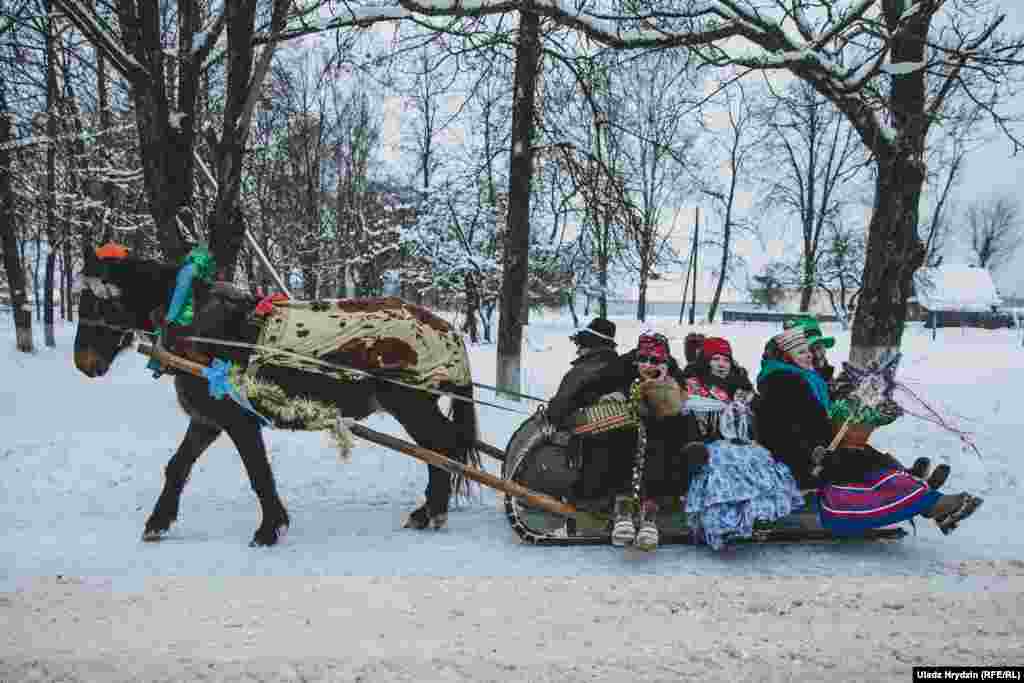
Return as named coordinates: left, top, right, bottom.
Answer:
left=250, top=297, right=472, bottom=390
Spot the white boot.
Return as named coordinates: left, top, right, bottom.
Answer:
left=634, top=499, right=659, bottom=552
left=611, top=495, right=636, bottom=547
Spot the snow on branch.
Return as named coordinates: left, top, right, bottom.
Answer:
left=51, top=0, right=149, bottom=83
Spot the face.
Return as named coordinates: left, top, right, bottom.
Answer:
left=811, top=342, right=827, bottom=367
left=788, top=347, right=814, bottom=370
left=637, top=352, right=667, bottom=380
left=708, top=353, right=732, bottom=379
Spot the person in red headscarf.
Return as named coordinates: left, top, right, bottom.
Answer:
left=682, top=336, right=754, bottom=440
left=545, top=331, right=701, bottom=551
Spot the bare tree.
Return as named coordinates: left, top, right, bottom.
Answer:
left=496, top=4, right=541, bottom=398
left=760, top=78, right=869, bottom=312
left=1, top=83, right=35, bottom=352
left=967, top=194, right=1021, bottom=271
left=697, top=78, right=759, bottom=324
left=611, top=50, right=692, bottom=322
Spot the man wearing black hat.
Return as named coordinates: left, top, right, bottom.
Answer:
left=547, top=318, right=620, bottom=422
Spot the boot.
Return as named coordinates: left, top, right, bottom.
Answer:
left=611, top=495, right=636, bottom=547
left=909, top=457, right=931, bottom=479
left=634, top=499, right=659, bottom=552
left=925, top=492, right=983, bottom=535
left=927, top=464, right=951, bottom=490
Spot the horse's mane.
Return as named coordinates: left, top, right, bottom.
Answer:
left=101, top=257, right=179, bottom=292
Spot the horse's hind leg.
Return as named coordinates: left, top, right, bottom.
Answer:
left=143, top=419, right=222, bottom=541
left=378, top=388, right=460, bottom=530
left=222, top=418, right=290, bottom=547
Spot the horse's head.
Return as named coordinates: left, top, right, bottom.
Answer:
left=74, top=244, right=178, bottom=377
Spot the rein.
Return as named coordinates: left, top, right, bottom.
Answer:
left=173, top=333, right=536, bottom=416
left=79, top=312, right=539, bottom=415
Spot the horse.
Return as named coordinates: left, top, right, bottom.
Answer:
left=74, top=247, right=479, bottom=546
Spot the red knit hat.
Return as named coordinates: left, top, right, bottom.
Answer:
left=702, top=337, right=732, bottom=360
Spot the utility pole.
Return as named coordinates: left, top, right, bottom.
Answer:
left=689, top=207, right=699, bottom=325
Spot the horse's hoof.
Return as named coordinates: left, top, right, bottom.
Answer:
left=404, top=505, right=431, bottom=530
left=142, top=528, right=168, bottom=542
left=404, top=505, right=447, bottom=530
left=250, top=523, right=288, bottom=547
left=142, top=519, right=173, bottom=541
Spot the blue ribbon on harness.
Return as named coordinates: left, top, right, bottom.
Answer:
left=201, top=358, right=271, bottom=427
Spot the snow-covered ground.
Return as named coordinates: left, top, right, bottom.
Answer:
left=2, top=313, right=1023, bottom=680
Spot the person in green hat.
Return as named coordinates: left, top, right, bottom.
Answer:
left=784, top=315, right=835, bottom=385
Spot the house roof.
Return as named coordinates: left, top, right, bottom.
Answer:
left=913, top=264, right=1003, bottom=312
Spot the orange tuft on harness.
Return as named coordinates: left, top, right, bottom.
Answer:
left=95, top=242, right=129, bottom=260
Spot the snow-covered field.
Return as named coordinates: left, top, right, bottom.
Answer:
left=2, top=313, right=1023, bottom=681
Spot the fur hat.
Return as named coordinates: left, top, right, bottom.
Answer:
left=702, top=337, right=732, bottom=360
left=773, top=327, right=810, bottom=358
left=570, top=317, right=617, bottom=348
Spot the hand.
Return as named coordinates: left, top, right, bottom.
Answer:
left=810, top=445, right=830, bottom=478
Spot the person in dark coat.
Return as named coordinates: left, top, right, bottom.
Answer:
left=755, top=328, right=983, bottom=535
left=546, top=317, right=621, bottom=423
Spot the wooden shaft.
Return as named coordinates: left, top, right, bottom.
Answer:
left=138, top=343, right=208, bottom=376
left=348, top=423, right=577, bottom=517
left=828, top=418, right=851, bottom=451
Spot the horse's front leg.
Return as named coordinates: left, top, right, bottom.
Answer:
left=143, top=419, right=222, bottom=541
left=222, top=417, right=290, bottom=547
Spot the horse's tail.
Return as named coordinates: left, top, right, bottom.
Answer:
left=448, top=334, right=480, bottom=499
left=449, top=382, right=480, bottom=499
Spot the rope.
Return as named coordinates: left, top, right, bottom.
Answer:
left=177, top=334, right=535, bottom=416
left=78, top=318, right=536, bottom=415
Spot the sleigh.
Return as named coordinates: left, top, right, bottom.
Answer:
left=137, top=345, right=905, bottom=547
left=501, top=409, right=907, bottom=546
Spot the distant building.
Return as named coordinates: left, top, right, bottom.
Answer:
left=910, top=264, right=1014, bottom=328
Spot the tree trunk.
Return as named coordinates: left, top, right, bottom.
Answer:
left=0, top=88, right=34, bottom=352
left=707, top=217, right=730, bottom=324
left=496, top=4, right=540, bottom=398
left=63, top=229, right=73, bottom=321
left=44, top=0, right=57, bottom=346
left=462, top=272, right=480, bottom=344
left=636, top=271, right=648, bottom=322
left=799, top=252, right=814, bottom=312
left=850, top=153, right=926, bottom=366
left=208, top=0, right=288, bottom=278
left=43, top=252, right=57, bottom=347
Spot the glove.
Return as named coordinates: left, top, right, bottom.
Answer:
left=810, top=445, right=842, bottom=480
left=638, top=378, right=686, bottom=419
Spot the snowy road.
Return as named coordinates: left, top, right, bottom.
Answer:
left=3, top=320, right=1023, bottom=680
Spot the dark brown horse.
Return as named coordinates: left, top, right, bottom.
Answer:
left=74, top=248, right=479, bottom=546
